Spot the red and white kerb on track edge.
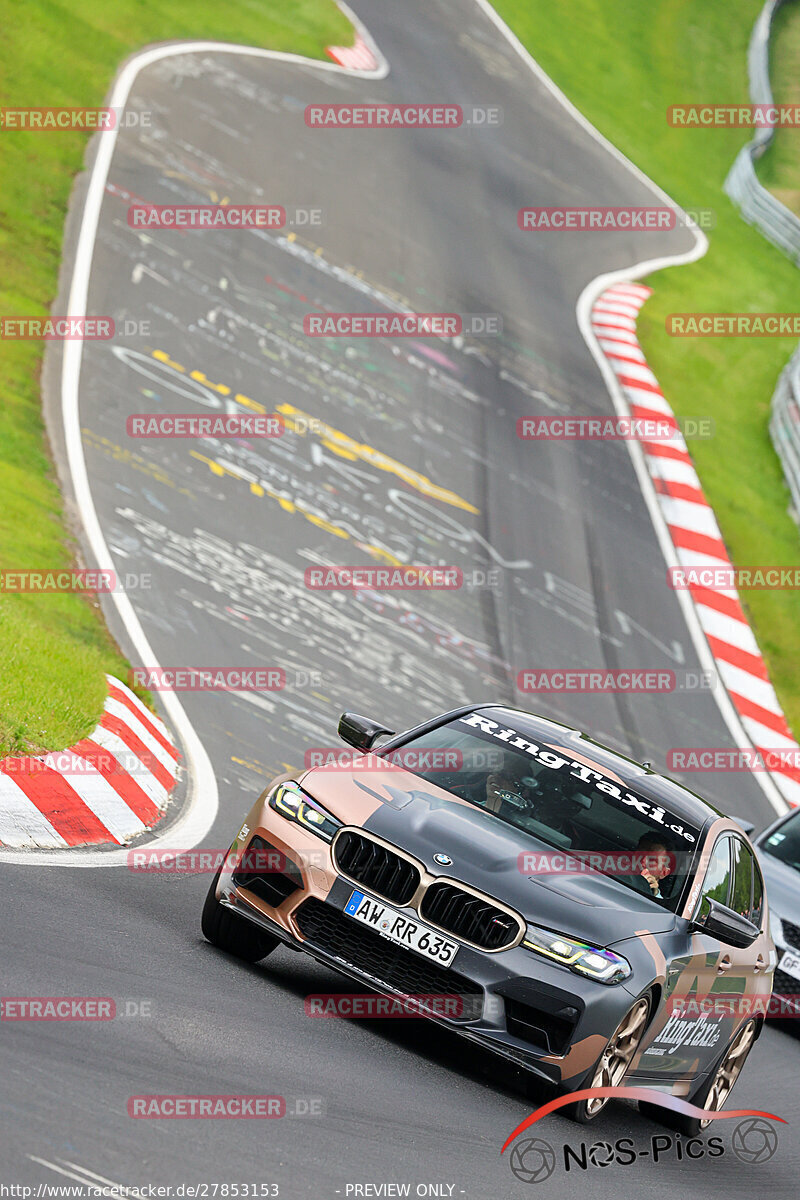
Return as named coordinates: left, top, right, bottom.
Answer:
left=0, top=676, right=179, bottom=849
left=591, top=282, right=800, bottom=808
left=325, top=32, right=379, bottom=72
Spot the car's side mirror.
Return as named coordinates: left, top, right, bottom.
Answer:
left=338, top=712, right=396, bottom=751
left=691, top=897, right=760, bottom=948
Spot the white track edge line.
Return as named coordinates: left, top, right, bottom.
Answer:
left=0, top=5, right=388, bottom=867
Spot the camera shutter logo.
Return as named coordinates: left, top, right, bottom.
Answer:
left=731, top=1118, right=778, bottom=1164
left=509, top=1137, right=556, bottom=1184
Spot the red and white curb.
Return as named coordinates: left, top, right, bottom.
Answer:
left=325, top=31, right=380, bottom=71
left=0, top=676, right=179, bottom=849
left=592, top=282, right=800, bottom=807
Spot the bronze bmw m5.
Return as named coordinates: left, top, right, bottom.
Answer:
left=203, top=704, right=774, bottom=1128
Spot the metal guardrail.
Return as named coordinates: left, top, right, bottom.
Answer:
left=724, top=0, right=800, bottom=265
left=723, top=0, right=800, bottom=517
left=770, top=346, right=800, bottom=518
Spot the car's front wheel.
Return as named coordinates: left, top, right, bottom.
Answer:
left=564, top=993, right=652, bottom=1123
left=639, top=1018, right=758, bottom=1136
left=201, top=864, right=280, bottom=963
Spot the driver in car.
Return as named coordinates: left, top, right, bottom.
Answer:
left=484, top=756, right=531, bottom=814
left=484, top=758, right=593, bottom=843
left=625, top=834, right=674, bottom=899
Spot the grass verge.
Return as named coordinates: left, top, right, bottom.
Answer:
left=494, top=0, right=800, bottom=736
left=0, top=0, right=350, bottom=756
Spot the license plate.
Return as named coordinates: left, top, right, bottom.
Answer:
left=779, top=948, right=800, bottom=982
left=344, top=889, right=459, bottom=966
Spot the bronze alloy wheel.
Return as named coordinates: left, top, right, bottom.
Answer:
left=567, top=995, right=651, bottom=1122
left=586, top=996, right=651, bottom=1116
left=698, top=1019, right=757, bottom=1128
left=639, top=1017, right=760, bottom=1136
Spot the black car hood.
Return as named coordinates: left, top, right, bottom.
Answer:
left=303, top=767, right=677, bottom=945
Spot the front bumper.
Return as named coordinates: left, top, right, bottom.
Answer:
left=770, top=941, right=800, bottom=1017
left=218, top=815, right=636, bottom=1090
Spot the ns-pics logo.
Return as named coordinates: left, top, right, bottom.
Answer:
left=503, top=1088, right=782, bottom=1183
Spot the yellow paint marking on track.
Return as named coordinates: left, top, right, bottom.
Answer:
left=151, top=349, right=478, bottom=514
left=189, top=369, right=231, bottom=395
left=83, top=430, right=194, bottom=497
left=277, top=399, right=478, bottom=513
left=188, top=450, right=403, bottom=564
left=231, top=755, right=271, bottom=777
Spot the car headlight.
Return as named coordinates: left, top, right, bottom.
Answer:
left=770, top=910, right=786, bottom=949
left=523, top=923, right=632, bottom=984
left=268, top=781, right=341, bottom=843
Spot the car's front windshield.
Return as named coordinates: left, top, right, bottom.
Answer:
left=380, top=712, right=702, bottom=912
left=761, top=813, right=800, bottom=875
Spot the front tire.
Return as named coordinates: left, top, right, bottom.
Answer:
left=564, top=993, right=652, bottom=1123
left=201, top=865, right=280, bottom=963
left=639, top=1018, right=758, bottom=1136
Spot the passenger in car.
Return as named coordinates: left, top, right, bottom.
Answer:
left=626, top=834, right=674, bottom=899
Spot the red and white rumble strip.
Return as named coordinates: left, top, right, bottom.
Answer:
left=0, top=675, right=178, bottom=848
left=325, top=32, right=379, bottom=72
left=592, top=282, right=800, bottom=807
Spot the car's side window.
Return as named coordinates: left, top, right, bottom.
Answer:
left=729, top=836, right=753, bottom=918
left=750, top=855, right=765, bottom=927
left=729, top=837, right=764, bottom=926
left=694, top=836, right=732, bottom=919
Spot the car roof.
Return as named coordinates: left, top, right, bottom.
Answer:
left=468, top=704, right=725, bottom=831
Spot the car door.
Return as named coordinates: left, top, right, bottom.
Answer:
left=727, top=836, right=771, bottom=1014
left=632, top=835, right=745, bottom=1082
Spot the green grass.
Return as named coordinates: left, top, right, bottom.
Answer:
left=756, top=0, right=800, bottom=215
left=0, top=0, right=350, bottom=756
left=494, top=0, right=800, bottom=735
